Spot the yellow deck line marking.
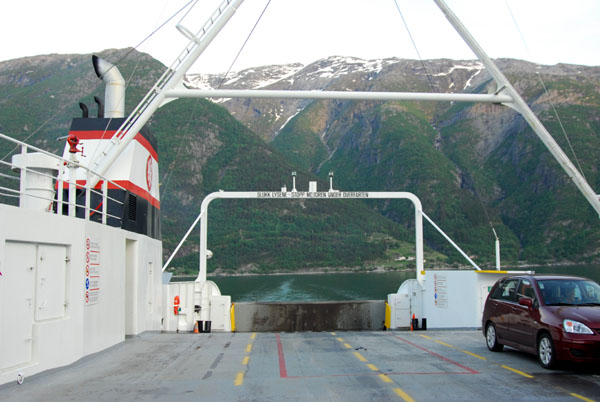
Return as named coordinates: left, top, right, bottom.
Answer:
left=353, top=352, right=367, bottom=362
left=433, top=339, right=455, bottom=348
left=250, top=332, right=256, bottom=340
left=501, top=365, right=534, bottom=378
left=245, top=343, right=252, bottom=353
left=393, top=388, right=416, bottom=402
left=367, top=363, right=378, bottom=371
left=571, top=393, right=596, bottom=402
left=330, top=332, right=336, bottom=336
left=343, top=343, right=352, bottom=349
left=336, top=337, right=344, bottom=342
left=461, top=349, right=487, bottom=360
left=420, top=334, right=455, bottom=349
left=378, top=373, right=393, bottom=383
left=242, top=356, right=249, bottom=365
left=234, top=371, right=245, bottom=386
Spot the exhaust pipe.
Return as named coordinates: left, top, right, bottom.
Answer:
left=93, top=96, right=104, bottom=118
left=92, top=55, right=125, bottom=118
left=79, top=102, right=89, bottom=118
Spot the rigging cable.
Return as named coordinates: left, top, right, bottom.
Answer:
left=2, top=0, right=197, bottom=164
left=178, top=0, right=200, bottom=24
left=112, top=0, right=198, bottom=73
left=217, top=0, right=273, bottom=89
left=504, top=0, right=587, bottom=180
left=162, top=0, right=273, bottom=201
left=162, top=0, right=273, bottom=199
left=392, top=0, right=437, bottom=93
left=87, top=0, right=199, bottom=166
left=392, top=0, right=499, bottom=241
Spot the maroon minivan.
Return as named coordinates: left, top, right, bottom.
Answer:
left=482, top=274, right=600, bottom=368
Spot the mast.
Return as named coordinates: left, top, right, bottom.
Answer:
left=87, top=0, right=245, bottom=189
left=432, top=0, right=600, bottom=217
left=88, top=0, right=599, bottom=218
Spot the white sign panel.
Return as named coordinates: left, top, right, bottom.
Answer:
left=84, top=236, right=101, bottom=305
left=434, top=273, right=448, bottom=308
left=257, top=191, right=368, bottom=199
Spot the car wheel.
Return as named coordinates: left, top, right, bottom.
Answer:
left=486, top=322, right=504, bottom=352
left=538, top=333, right=556, bottom=369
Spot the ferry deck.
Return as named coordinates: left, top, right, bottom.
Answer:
left=1, top=330, right=599, bottom=402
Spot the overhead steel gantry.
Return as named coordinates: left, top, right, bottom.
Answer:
left=163, top=189, right=488, bottom=286
left=90, top=0, right=600, bottom=217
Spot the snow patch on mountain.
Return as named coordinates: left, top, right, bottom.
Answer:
left=185, top=63, right=304, bottom=90
left=307, top=56, right=401, bottom=80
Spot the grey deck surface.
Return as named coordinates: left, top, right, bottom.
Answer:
left=1, top=330, right=599, bottom=401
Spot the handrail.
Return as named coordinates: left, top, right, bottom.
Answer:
left=0, top=133, right=125, bottom=225
left=0, top=133, right=126, bottom=191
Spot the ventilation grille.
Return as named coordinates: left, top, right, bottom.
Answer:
left=128, top=194, right=137, bottom=221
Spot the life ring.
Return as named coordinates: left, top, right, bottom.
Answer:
left=174, top=295, right=180, bottom=315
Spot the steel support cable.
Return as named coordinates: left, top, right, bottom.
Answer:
left=109, top=0, right=198, bottom=75
left=0, top=104, right=69, bottom=162
left=88, top=0, right=200, bottom=179
left=163, top=0, right=272, bottom=194
left=393, top=0, right=498, bottom=240
left=504, top=0, right=587, bottom=180
left=2, top=1, right=196, bottom=164
left=86, top=55, right=147, bottom=165
left=535, top=73, right=587, bottom=181
left=161, top=0, right=272, bottom=254
left=178, top=0, right=200, bottom=24
left=217, top=0, right=272, bottom=89
left=473, top=181, right=499, bottom=241
left=392, top=0, right=437, bottom=93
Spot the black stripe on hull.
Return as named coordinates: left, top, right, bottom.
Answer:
left=69, top=117, right=158, bottom=154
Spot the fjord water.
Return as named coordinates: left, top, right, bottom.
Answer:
left=204, top=264, right=600, bottom=302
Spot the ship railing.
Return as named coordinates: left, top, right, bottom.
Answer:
left=0, top=133, right=124, bottom=225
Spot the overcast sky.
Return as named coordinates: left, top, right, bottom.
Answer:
left=1, top=0, right=598, bottom=73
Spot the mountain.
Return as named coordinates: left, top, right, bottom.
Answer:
left=188, top=56, right=600, bottom=265
left=0, top=50, right=425, bottom=275
left=1, top=50, right=599, bottom=270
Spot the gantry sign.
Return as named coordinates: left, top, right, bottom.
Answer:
left=196, top=190, right=425, bottom=285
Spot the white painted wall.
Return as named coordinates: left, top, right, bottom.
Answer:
left=0, top=204, right=162, bottom=386
left=421, top=270, right=507, bottom=328
left=388, top=270, right=509, bottom=330
left=162, top=281, right=231, bottom=333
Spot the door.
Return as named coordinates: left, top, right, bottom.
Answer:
left=488, top=278, right=519, bottom=341
left=0, top=242, right=36, bottom=369
left=511, top=279, right=539, bottom=350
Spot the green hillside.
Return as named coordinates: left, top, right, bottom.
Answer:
left=2, top=51, right=599, bottom=273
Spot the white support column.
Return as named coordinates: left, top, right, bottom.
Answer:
left=197, top=208, right=208, bottom=284
left=57, top=165, right=64, bottom=216
left=102, top=179, right=108, bottom=224
left=415, top=206, right=425, bottom=284
left=68, top=162, right=77, bottom=218
left=18, top=145, right=27, bottom=207
left=495, top=239, right=501, bottom=270
left=84, top=173, right=91, bottom=221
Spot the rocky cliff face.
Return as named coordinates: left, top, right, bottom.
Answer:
left=188, top=56, right=600, bottom=263
left=1, top=51, right=599, bottom=267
